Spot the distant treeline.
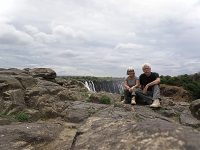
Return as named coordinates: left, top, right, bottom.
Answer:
left=59, top=76, right=125, bottom=82
left=160, top=72, right=200, bottom=100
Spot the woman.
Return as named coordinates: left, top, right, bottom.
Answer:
left=123, top=67, right=139, bottom=105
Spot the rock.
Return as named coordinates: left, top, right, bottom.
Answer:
left=189, top=99, right=200, bottom=120
left=88, top=91, right=121, bottom=104
left=0, top=68, right=200, bottom=150
left=160, top=84, right=190, bottom=101
left=0, top=76, right=24, bottom=90
left=62, top=79, right=87, bottom=91
left=0, top=119, right=78, bottom=150
left=24, top=68, right=56, bottom=79
left=14, top=75, right=38, bottom=88
left=180, top=110, right=200, bottom=128
left=0, top=68, right=28, bottom=76
left=162, top=109, right=177, bottom=118
left=161, top=97, right=176, bottom=107
left=0, top=117, right=12, bottom=125
left=73, top=117, right=200, bottom=150
left=62, top=101, right=108, bottom=123
left=2, top=89, right=26, bottom=114
left=177, top=101, right=190, bottom=106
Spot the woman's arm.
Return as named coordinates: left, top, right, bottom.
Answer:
left=131, top=79, right=139, bottom=90
left=124, top=80, right=130, bottom=90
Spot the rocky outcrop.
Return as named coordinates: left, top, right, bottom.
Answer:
left=160, top=84, right=190, bottom=101
left=74, top=117, right=200, bottom=150
left=0, top=68, right=200, bottom=150
left=189, top=99, right=200, bottom=120
left=24, top=68, right=57, bottom=79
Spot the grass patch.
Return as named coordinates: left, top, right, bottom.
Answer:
left=80, top=88, right=90, bottom=98
left=154, top=107, right=165, bottom=114
left=80, top=88, right=87, bottom=93
left=170, top=112, right=182, bottom=123
left=175, top=112, right=181, bottom=118
left=0, top=112, right=14, bottom=120
left=100, top=95, right=111, bottom=104
left=15, top=112, right=31, bottom=122
left=0, top=111, right=31, bottom=122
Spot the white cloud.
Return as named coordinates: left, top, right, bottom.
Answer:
left=115, top=43, right=146, bottom=50
left=52, top=25, right=89, bottom=40
left=0, top=23, right=33, bottom=45
left=24, top=25, right=39, bottom=34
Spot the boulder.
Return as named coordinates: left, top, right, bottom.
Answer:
left=88, top=91, right=121, bottom=104
left=0, top=119, right=78, bottom=150
left=189, top=99, right=200, bottom=120
left=73, top=117, right=200, bottom=150
left=24, top=68, right=56, bottom=79
left=180, top=110, right=200, bottom=128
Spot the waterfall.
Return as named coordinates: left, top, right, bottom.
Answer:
left=84, top=80, right=125, bottom=94
left=85, top=81, right=96, bottom=92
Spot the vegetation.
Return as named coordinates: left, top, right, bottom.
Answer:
left=100, top=95, right=111, bottom=104
left=15, top=112, right=31, bottom=122
left=0, top=112, right=13, bottom=120
left=59, top=76, right=124, bottom=82
left=160, top=72, right=200, bottom=100
left=154, top=107, right=165, bottom=114
left=0, top=111, right=31, bottom=122
left=80, top=88, right=90, bottom=98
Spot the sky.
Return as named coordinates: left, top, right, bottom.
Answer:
left=1, top=0, right=200, bottom=77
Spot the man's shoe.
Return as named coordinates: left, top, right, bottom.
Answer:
left=150, top=99, right=161, bottom=108
left=131, top=96, right=136, bottom=105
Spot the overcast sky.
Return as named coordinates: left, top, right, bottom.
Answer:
left=1, top=0, right=200, bottom=77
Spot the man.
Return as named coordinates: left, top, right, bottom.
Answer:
left=135, top=63, right=161, bottom=108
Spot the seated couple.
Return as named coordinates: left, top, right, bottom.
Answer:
left=123, top=63, right=161, bottom=108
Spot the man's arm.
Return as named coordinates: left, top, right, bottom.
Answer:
left=143, top=77, right=160, bottom=93
left=146, top=77, right=160, bottom=87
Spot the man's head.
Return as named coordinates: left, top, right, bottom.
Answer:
left=142, top=63, right=151, bottom=76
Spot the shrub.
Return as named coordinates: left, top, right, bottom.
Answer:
left=15, top=112, right=31, bottom=122
left=80, top=88, right=87, bottom=92
left=100, top=95, right=111, bottom=104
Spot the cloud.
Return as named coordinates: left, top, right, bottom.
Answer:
left=52, top=25, right=88, bottom=40
left=56, top=49, right=79, bottom=58
left=0, top=0, right=200, bottom=77
left=0, top=23, right=33, bottom=46
left=24, top=25, right=39, bottom=34
left=115, top=43, right=146, bottom=50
